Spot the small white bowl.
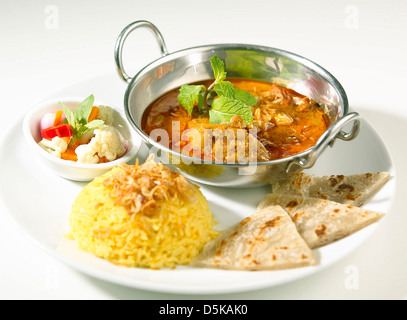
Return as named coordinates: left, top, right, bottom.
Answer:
left=22, top=97, right=142, bottom=181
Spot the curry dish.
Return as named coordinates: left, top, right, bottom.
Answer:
left=142, top=79, right=329, bottom=162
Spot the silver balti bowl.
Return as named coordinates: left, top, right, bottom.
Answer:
left=114, top=20, right=360, bottom=188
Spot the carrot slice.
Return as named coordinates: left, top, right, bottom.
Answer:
left=70, top=140, right=81, bottom=150
left=61, top=140, right=81, bottom=162
left=62, top=137, right=71, bottom=144
left=54, top=110, right=63, bottom=126
left=98, top=156, right=109, bottom=163
left=88, top=106, right=99, bottom=122
left=61, top=151, right=78, bottom=162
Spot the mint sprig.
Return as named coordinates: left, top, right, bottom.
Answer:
left=214, top=81, right=258, bottom=106
left=59, top=94, right=104, bottom=145
left=209, top=97, right=254, bottom=125
left=177, top=55, right=256, bottom=125
left=210, top=55, right=227, bottom=84
left=177, top=85, right=206, bottom=116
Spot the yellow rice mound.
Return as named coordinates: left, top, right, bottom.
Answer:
left=69, top=156, right=219, bottom=269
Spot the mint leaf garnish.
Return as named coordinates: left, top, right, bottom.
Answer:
left=214, top=81, right=257, bottom=106
left=233, top=87, right=257, bottom=106
left=73, top=94, right=95, bottom=125
left=60, top=103, right=75, bottom=127
left=210, top=96, right=253, bottom=125
left=177, top=85, right=206, bottom=116
left=210, top=55, right=227, bottom=84
left=214, top=81, right=236, bottom=99
left=177, top=55, right=257, bottom=125
left=76, top=119, right=104, bottom=138
left=59, top=94, right=104, bottom=143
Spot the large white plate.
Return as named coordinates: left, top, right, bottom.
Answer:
left=0, top=73, right=396, bottom=294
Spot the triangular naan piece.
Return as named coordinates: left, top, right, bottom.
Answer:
left=191, top=206, right=317, bottom=271
left=258, top=194, right=385, bottom=249
left=272, top=172, right=391, bottom=207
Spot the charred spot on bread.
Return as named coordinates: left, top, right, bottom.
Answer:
left=315, top=224, right=327, bottom=238
left=337, top=183, right=355, bottom=193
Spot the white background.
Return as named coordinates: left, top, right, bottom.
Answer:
left=1, top=0, right=406, bottom=299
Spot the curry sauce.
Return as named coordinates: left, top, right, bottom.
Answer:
left=142, top=79, right=329, bottom=162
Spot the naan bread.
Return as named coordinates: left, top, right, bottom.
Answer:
left=271, top=172, right=391, bottom=207
left=191, top=206, right=317, bottom=271
left=257, top=194, right=385, bottom=249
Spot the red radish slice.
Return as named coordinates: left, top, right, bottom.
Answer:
left=40, top=113, right=56, bottom=131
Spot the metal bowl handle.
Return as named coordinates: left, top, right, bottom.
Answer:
left=286, top=112, right=361, bottom=172
left=114, top=20, right=169, bottom=83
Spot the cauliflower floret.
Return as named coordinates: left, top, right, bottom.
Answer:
left=74, top=144, right=99, bottom=164
left=96, top=105, right=114, bottom=125
left=75, top=125, right=126, bottom=164
left=38, top=137, right=68, bottom=158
